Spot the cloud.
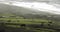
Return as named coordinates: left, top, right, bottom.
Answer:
left=1, top=1, right=60, bottom=14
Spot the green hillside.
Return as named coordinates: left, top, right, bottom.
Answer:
left=0, top=3, right=60, bottom=32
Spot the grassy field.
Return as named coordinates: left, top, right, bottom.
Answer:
left=0, top=17, right=49, bottom=24
left=0, top=16, right=59, bottom=32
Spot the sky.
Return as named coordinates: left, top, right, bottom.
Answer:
left=0, top=0, right=60, bottom=14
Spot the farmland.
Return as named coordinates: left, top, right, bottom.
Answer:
left=0, top=16, right=60, bottom=32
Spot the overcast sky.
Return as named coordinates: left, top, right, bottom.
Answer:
left=0, top=0, right=60, bottom=14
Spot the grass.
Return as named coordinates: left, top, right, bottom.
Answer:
left=0, top=18, right=49, bottom=24
left=0, top=16, right=59, bottom=32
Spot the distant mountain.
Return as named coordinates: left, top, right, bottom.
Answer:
left=0, top=3, right=59, bottom=18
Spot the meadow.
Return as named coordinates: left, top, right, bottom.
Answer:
left=0, top=16, right=59, bottom=32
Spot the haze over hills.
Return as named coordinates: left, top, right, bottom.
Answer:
left=0, top=3, right=57, bottom=15
left=0, top=2, right=60, bottom=19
